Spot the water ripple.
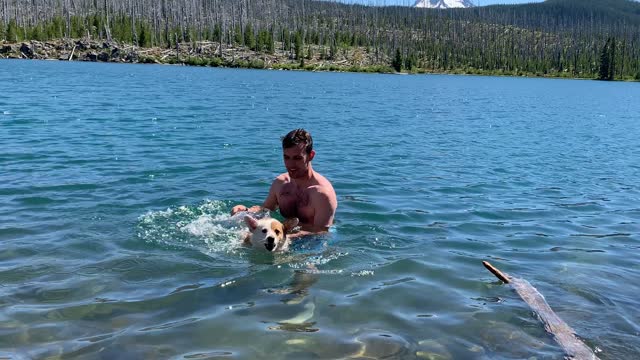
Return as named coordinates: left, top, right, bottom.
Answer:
left=1, top=61, right=639, bottom=359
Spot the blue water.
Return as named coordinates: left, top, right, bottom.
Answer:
left=1, top=59, right=639, bottom=359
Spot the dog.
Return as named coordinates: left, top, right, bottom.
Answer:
left=243, top=215, right=299, bottom=252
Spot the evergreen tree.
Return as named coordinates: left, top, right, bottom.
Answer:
left=405, top=51, right=417, bottom=71
left=70, top=16, right=85, bottom=38
left=392, top=49, right=403, bottom=72
left=91, top=15, right=101, bottom=38
left=6, top=19, right=19, bottom=42
left=608, top=37, right=616, bottom=80
left=294, top=30, right=303, bottom=60
left=213, top=24, right=221, bottom=43
left=598, top=38, right=611, bottom=80
left=138, top=23, right=150, bottom=47
left=267, top=30, right=275, bottom=54
left=329, top=41, right=337, bottom=60
left=282, top=29, right=290, bottom=52
left=244, top=23, right=256, bottom=50
left=233, top=26, right=242, bottom=46
left=32, top=25, right=45, bottom=41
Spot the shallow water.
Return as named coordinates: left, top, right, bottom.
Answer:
left=1, top=59, right=639, bottom=359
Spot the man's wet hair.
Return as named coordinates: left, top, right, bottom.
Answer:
left=282, top=129, right=313, bottom=155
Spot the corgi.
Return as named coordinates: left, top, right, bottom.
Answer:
left=243, top=215, right=299, bottom=252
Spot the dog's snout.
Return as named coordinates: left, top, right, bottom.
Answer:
left=265, top=237, right=276, bottom=251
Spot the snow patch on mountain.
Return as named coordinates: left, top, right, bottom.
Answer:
left=414, top=0, right=474, bottom=9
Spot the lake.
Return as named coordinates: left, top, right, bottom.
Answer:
left=1, top=59, right=639, bottom=359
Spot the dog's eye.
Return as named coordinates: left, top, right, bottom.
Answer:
left=275, top=229, right=280, bottom=235
left=262, top=229, right=267, bottom=233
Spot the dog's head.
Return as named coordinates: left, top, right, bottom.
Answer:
left=244, top=215, right=299, bottom=252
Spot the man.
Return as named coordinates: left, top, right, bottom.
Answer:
left=231, top=129, right=337, bottom=237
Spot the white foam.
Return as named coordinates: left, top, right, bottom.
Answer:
left=181, top=215, right=222, bottom=236
left=137, top=200, right=246, bottom=254
left=137, top=200, right=345, bottom=266
left=180, top=214, right=245, bottom=246
left=351, top=270, right=375, bottom=277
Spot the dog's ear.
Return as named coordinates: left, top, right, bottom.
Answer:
left=283, top=218, right=299, bottom=234
left=244, top=215, right=258, bottom=231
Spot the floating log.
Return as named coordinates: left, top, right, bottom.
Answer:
left=483, top=261, right=600, bottom=360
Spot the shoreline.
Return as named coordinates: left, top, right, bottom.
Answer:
left=2, top=39, right=636, bottom=82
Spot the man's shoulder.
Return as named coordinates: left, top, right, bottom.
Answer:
left=309, top=173, right=337, bottom=201
left=311, top=172, right=335, bottom=192
left=270, top=173, right=290, bottom=188
left=274, top=173, right=290, bottom=182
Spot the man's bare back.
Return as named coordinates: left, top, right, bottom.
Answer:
left=231, top=129, right=337, bottom=237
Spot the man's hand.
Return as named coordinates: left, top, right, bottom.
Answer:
left=231, top=204, right=262, bottom=215
left=287, top=230, right=326, bottom=239
left=231, top=204, right=247, bottom=215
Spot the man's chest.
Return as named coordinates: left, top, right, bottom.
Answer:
left=277, top=184, right=315, bottom=220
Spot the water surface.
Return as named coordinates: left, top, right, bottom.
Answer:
left=1, top=60, right=639, bottom=359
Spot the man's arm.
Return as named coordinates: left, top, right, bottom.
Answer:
left=230, top=177, right=280, bottom=215
left=308, top=189, right=337, bottom=231
left=288, top=189, right=337, bottom=238
left=261, top=180, right=279, bottom=211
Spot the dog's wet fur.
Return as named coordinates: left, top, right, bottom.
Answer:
left=244, top=215, right=299, bottom=252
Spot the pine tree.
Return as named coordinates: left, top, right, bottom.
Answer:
left=6, top=19, right=18, bottom=42
left=306, top=44, right=313, bottom=60
left=598, top=38, right=611, bottom=80
left=405, top=51, right=417, bottom=71
left=234, top=26, right=242, bottom=46
left=329, top=41, right=337, bottom=60
left=267, top=30, right=275, bottom=54
left=294, top=30, right=303, bottom=60
left=213, top=24, right=221, bottom=42
left=244, top=23, right=256, bottom=50
left=608, top=37, right=616, bottom=80
left=282, top=29, right=290, bottom=52
left=392, top=48, right=403, bottom=72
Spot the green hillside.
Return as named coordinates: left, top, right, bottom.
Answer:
left=1, top=0, right=639, bottom=79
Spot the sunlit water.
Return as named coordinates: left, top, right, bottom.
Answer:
left=1, top=59, right=639, bottom=359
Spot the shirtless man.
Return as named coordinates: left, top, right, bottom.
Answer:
left=231, top=129, right=337, bottom=237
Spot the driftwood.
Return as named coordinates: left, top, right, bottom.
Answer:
left=483, top=261, right=600, bottom=360
left=68, top=45, right=76, bottom=61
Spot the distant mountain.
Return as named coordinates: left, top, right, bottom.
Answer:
left=414, top=0, right=474, bottom=8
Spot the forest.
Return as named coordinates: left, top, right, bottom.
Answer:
left=1, top=0, right=639, bottom=80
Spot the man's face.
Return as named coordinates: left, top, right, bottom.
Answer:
left=283, top=144, right=314, bottom=179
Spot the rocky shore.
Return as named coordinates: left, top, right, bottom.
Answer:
left=4, top=38, right=623, bottom=80
left=0, top=38, right=394, bottom=73
left=2, top=39, right=145, bottom=62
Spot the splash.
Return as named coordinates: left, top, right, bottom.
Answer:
left=136, top=199, right=246, bottom=254
left=136, top=200, right=347, bottom=270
